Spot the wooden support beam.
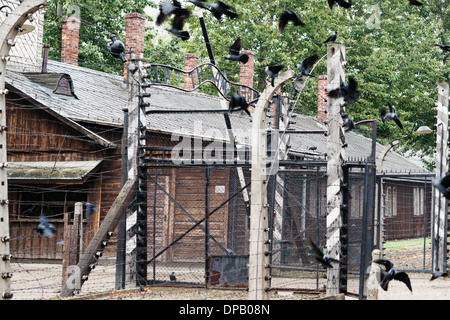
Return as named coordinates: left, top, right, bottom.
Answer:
left=61, top=203, right=81, bottom=289
left=59, top=178, right=136, bottom=297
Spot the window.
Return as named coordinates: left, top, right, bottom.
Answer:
left=413, top=187, right=424, bottom=216
left=385, top=185, right=397, bottom=217
left=11, top=186, right=88, bottom=220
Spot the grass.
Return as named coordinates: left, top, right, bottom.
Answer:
left=384, top=237, right=431, bottom=251
left=384, top=237, right=449, bottom=251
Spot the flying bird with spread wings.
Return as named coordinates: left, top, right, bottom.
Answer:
left=278, top=10, right=305, bottom=32
left=380, top=102, right=403, bottom=130
left=373, top=259, right=412, bottom=293
left=224, top=37, right=249, bottom=64
left=309, top=240, right=340, bottom=269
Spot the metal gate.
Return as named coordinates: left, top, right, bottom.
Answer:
left=142, top=154, right=376, bottom=296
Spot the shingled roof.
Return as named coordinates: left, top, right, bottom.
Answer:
left=5, top=59, right=428, bottom=174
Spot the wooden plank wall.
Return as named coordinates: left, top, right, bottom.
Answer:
left=6, top=94, right=124, bottom=260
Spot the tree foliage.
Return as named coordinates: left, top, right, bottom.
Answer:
left=43, top=0, right=450, bottom=168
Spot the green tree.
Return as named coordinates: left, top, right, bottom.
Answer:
left=44, top=0, right=449, bottom=167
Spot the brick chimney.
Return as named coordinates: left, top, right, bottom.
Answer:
left=239, top=50, right=255, bottom=102
left=317, top=75, right=328, bottom=125
left=124, top=12, right=146, bottom=82
left=184, top=53, right=199, bottom=91
left=61, top=17, right=80, bottom=66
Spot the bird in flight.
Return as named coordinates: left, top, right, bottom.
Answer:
left=156, top=0, right=190, bottom=26
left=328, top=76, right=360, bottom=104
left=166, top=12, right=190, bottom=41
left=107, top=34, right=126, bottom=63
left=296, top=54, right=319, bottom=78
left=324, top=31, right=337, bottom=43
left=432, top=173, right=450, bottom=200
left=309, top=240, right=340, bottom=269
left=408, top=0, right=423, bottom=5
left=209, top=1, right=238, bottom=21
left=225, top=37, right=249, bottom=64
left=35, top=214, right=56, bottom=238
left=380, top=102, right=403, bottom=130
left=430, top=271, right=448, bottom=281
left=278, top=10, right=305, bottom=32
left=373, top=259, right=412, bottom=292
left=431, top=44, right=450, bottom=63
left=188, top=0, right=209, bottom=10
left=327, top=0, right=352, bottom=9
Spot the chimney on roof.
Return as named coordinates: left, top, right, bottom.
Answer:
left=61, top=17, right=80, bottom=66
left=239, top=50, right=255, bottom=102
left=41, top=44, right=50, bottom=73
left=124, top=12, right=146, bottom=83
left=317, top=75, right=328, bottom=125
left=184, top=53, right=199, bottom=91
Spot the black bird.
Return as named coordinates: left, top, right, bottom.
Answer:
left=328, top=0, right=352, bottom=9
left=34, top=214, right=56, bottom=238
left=209, top=1, right=238, bottom=21
left=265, top=65, right=284, bottom=87
left=229, top=93, right=251, bottom=116
left=328, top=76, right=360, bottom=104
left=432, top=173, right=450, bottom=200
left=309, top=240, right=340, bottom=269
left=380, top=102, right=403, bottom=130
left=324, top=31, right=337, bottom=43
left=107, top=34, right=127, bottom=63
left=225, top=37, right=249, bottom=64
left=296, top=54, right=319, bottom=78
left=278, top=10, right=305, bottom=32
left=188, top=0, right=210, bottom=10
left=408, top=0, right=423, bottom=5
left=374, top=259, right=412, bottom=292
left=166, top=13, right=190, bottom=41
left=341, top=112, right=356, bottom=132
left=156, top=0, right=190, bottom=26
left=85, top=202, right=98, bottom=218
left=308, top=146, right=317, bottom=151
left=430, top=271, right=449, bottom=281
left=432, top=44, right=450, bottom=63
left=432, top=44, right=450, bottom=52
left=170, top=272, right=177, bottom=281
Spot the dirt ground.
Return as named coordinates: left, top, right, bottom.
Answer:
left=9, top=259, right=449, bottom=300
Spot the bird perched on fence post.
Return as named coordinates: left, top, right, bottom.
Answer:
left=324, top=31, right=337, bottom=43
left=265, top=65, right=284, bottom=87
